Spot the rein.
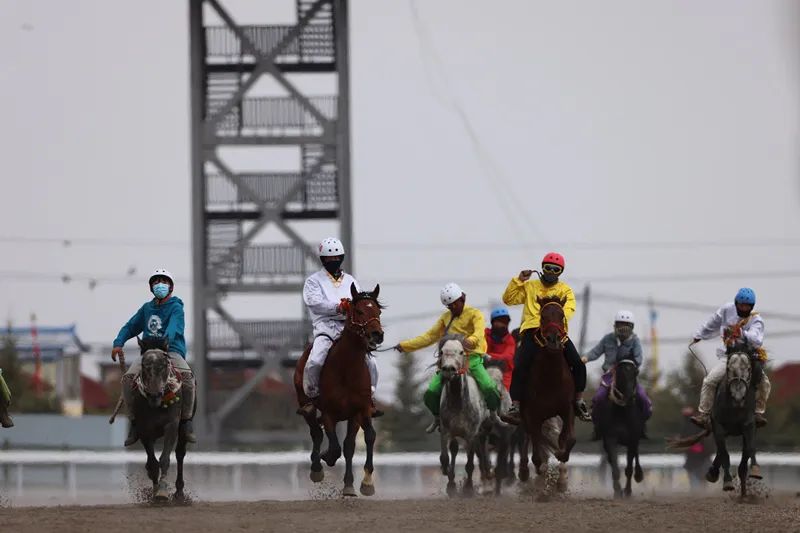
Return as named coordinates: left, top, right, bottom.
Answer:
left=609, top=360, right=636, bottom=407
left=345, top=298, right=382, bottom=343
left=134, top=353, right=182, bottom=408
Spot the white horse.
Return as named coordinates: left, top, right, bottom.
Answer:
left=438, top=335, right=493, bottom=497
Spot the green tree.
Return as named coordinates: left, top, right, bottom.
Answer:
left=379, top=351, right=437, bottom=451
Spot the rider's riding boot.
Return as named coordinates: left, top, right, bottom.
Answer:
left=125, top=419, right=139, bottom=447
left=690, top=411, right=710, bottom=429
left=425, top=416, right=440, bottom=434
left=575, top=398, right=591, bottom=422
left=371, top=399, right=384, bottom=418
left=180, top=419, right=197, bottom=443
left=754, top=413, right=767, bottom=428
left=500, top=402, right=522, bottom=425
left=0, top=408, right=13, bottom=428
left=296, top=399, right=317, bottom=417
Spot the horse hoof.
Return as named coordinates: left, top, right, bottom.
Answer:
left=343, top=485, right=357, bottom=498
left=154, top=487, right=170, bottom=501
left=556, top=480, right=568, bottom=493
left=634, top=470, right=644, bottom=483
left=624, top=488, right=632, bottom=498
left=310, top=469, right=324, bottom=483
left=706, top=469, right=720, bottom=483
left=519, top=468, right=530, bottom=483
left=360, top=482, right=375, bottom=496
left=462, top=484, right=474, bottom=498
left=614, top=490, right=623, bottom=499
left=749, top=465, right=763, bottom=479
left=723, top=480, right=735, bottom=491
left=446, top=482, right=457, bottom=498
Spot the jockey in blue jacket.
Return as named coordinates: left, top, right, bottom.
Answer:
left=112, top=269, right=196, bottom=446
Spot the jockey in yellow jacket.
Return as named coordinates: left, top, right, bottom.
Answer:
left=501, top=252, right=590, bottom=424
left=395, top=283, right=501, bottom=433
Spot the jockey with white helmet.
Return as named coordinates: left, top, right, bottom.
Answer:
left=395, top=283, right=501, bottom=433
left=689, top=288, right=771, bottom=429
left=582, top=310, right=652, bottom=438
left=298, top=238, right=381, bottom=417
left=112, top=268, right=196, bottom=446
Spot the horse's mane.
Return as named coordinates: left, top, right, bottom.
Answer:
left=139, top=336, right=169, bottom=354
left=352, top=291, right=386, bottom=310
left=438, top=333, right=465, bottom=351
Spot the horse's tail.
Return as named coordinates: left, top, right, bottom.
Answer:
left=109, top=395, right=125, bottom=425
left=665, top=428, right=711, bottom=450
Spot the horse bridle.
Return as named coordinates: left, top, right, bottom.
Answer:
left=346, top=299, right=382, bottom=343
left=609, top=360, right=637, bottom=406
left=535, top=301, right=568, bottom=347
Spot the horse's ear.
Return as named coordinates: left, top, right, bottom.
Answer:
left=350, top=282, right=359, bottom=300
left=371, top=284, right=380, bottom=300
left=137, top=336, right=143, bottom=348
left=560, top=296, right=568, bottom=306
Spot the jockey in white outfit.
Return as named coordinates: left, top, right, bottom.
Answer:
left=689, top=287, right=771, bottom=429
left=298, top=237, right=381, bottom=417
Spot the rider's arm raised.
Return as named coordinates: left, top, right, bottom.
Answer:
left=112, top=305, right=146, bottom=348
left=398, top=314, right=447, bottom=352
left=501, top=277, right=526, bottom=306
left=302, top=277, right=338, bottom=316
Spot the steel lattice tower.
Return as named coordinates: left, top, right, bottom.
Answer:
left=189, top=0, right=352, bottom=443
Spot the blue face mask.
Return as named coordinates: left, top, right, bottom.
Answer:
left=152, top=283, right=170, bottom=299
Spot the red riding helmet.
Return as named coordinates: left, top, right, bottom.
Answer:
left=542, top=252, right=565, bottom=269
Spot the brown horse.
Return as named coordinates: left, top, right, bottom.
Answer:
left=521, top=296, right=576, bottom=487
left=294, top=283, right=384, bottom=497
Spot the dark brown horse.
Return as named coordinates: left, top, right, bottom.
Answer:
left=294, top=283, right=384, bottom=497
left=521, top=296, right=576, bottom=488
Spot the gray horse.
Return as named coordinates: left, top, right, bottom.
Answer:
left=438, top=335, right=493, bottom=497
left=110, top=338, right=189, bottom=501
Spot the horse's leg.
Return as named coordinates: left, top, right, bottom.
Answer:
left=308, top=416, right=325, bottom=482
left=174, top=433, right=187, bottom=502
left=603, top=435, right=622, bottom=498
left=555, top=407, right=577, bottom=464
left=717, top=433, right=734, bottom=492
left=320, top=414, right=341, bottom=467
left=623, top=445, right=634, bottom=498
left=749, top=449, right=762, bottom=479
left=446, top=438, right=458, bottom=497
left=463, top=442, right=476, bottom=497
left=439, top=431, right=449, bottom=476
left=143, top=439, right=159, bottom=491
left=506, top=428, right=517, bottom=485
left=155, top=421, right=179, bottom=501
left=633, top=446, right=643, bottom=483
left=518, top=432, right=530, bottom=482
left=740, top=426, right=756, bottom=498
left=476, top=433, right=492, bottom=483
left=494, top=430, right=510, bottom=496
left=529, top=422, right=548, bottom=490
left=360, top=417, right=376, bottom=496
left=341, top=417, right=359, bottom=497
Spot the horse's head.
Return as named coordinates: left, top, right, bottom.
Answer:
left=726, top=352, right=752, bottom=406
left=610, top=359, right=638, bottom=405
left=438, top=336, right=467, bottom=382
left=347, top=283, right=384, bottom=350
left=139, top=348, right=171, bottom=408
left=537, top=296, right=567, bottom=349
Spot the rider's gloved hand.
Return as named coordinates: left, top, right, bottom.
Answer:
left=393, top=344, right=405, bottom=353
left=518, top=270, right=533, bottom=282
left=111, top=346, right=125, bottom=364
left=690, top=337, right=701, bottom=345
left=336, top=298, right=351, bottom=315
left=463, top=338, right=476, bottom=351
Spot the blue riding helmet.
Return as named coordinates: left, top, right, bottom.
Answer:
left=490, top=306, right=511, bottom=321
left=735, top=287, right=756, bottom=306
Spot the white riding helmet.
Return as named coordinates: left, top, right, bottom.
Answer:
left=149, top=268, right=174, bottom=287
left=614, top=310, right=635, bottom=325
left=318, top=237, right=345, bottom=257
left=440, top=282, right=464, bottom=306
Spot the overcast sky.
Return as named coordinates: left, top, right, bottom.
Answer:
left=0, top=1, right=798, bottom=399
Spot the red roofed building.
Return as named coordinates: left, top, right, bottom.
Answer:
left=770, top=362, right=800, bottom=403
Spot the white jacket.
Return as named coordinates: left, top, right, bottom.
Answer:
left=695, top=302, right=765, bottom=355
left=303, top=269, right=361, bottom=330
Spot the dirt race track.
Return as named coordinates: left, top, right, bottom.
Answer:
left=1, top=496, right=799, bottom=533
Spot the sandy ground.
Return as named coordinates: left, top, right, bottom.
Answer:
left=1, top=495, right=799, bottom=533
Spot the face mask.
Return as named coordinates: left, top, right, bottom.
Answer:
left=615, top=324, right=633, bottom=340
left=152, top=283, right=170, bottom=300
left=323, top=259, right=343, bottom=277
left=541, top=273, right=559, bottom=285
left=736, top=307, right=751, bottom=318
left=491, top=325, right=508, bottom=341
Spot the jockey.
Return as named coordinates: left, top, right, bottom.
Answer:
left=297, top=238, right=381, bottom=418
left=112, top=268, right=196, bottom=446
left=582, top=310, right=653, bottom=436
left=484, top=306, right=515, bottom=391
left=502, top=252, right=590, bottom=424
left=689, top=287, right=771, bottom=429
left=395, top=283, right=501, bottom=433
left=0, top=368, right=13, bottom=428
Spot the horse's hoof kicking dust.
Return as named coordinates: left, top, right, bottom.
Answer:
left=342, top=485, right=357, bottom=498
left=359, top=482, right=375, bottom=496
left=310, top=469, right=324, bottom=483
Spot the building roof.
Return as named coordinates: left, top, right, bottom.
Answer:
left=5, top=324, right=88, bottom=361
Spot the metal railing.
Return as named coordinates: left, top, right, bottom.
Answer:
left=205, top=25, right=334, bottom=61
left=206, top=172, right=338, bottom=207
left=207, top=319, right=308, bottom=351
left=241, top=245, right=307, bottom=276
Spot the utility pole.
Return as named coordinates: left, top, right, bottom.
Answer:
left=577, top=284, right=591, bottom=354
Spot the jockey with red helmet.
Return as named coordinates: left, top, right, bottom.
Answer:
left=501, top=252, right=590, bottom=424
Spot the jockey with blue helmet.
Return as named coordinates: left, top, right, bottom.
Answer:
left=689, top=287, right=771, bottom=429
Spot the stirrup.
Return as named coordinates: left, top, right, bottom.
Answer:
left=180, top=419, right=197, bottom=443
left=297, top=400, right=317, bottom=417
left=754, top=413, right=767, bottom=428
left=425, top=417, right=440, bottom=434
left=500, top=405, right=521, bottom=425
